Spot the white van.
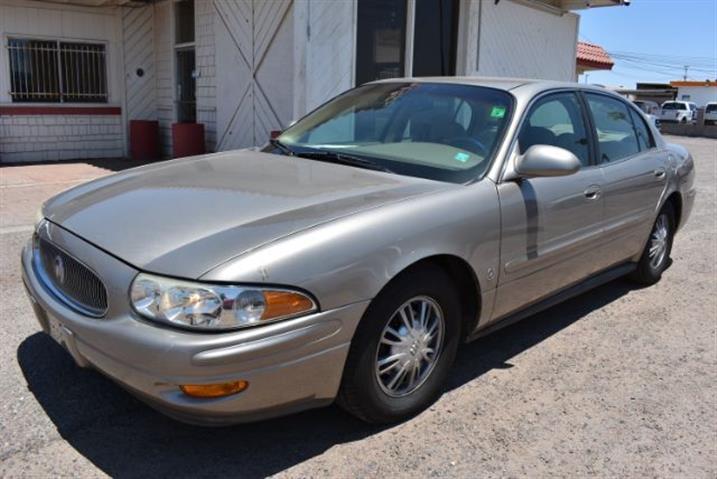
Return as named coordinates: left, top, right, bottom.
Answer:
left=704, top=102, right=717, bottom=125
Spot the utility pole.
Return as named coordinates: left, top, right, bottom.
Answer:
left=683, top=65, right=689, bottom=80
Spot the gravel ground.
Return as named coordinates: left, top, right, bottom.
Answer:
left=0, top=136, right=715, bottom=478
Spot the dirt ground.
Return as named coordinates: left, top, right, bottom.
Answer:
left=0, top=136, right=715, bottom=478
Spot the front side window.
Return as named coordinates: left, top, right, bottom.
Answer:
left=8, top=38, right=107, bottom=103
left=662, top=102, right=678, bottom=110
left=277, top=82, right=514, bottom=183
left=518, top=92, right=590, bottom=166
left=585, top=94, right=640, bottom=163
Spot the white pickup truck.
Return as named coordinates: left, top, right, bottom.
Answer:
left=659, top=101, right=697, bottom=123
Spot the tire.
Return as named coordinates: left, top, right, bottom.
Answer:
left=337, top=265, right=461, bottom=423
left=628, top=204, right=675, bottom=285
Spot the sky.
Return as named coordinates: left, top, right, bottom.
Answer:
left=576, top=0, right=717, bottom=88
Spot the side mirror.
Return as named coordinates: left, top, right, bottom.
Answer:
left=515, top=144, right=581, bottom=178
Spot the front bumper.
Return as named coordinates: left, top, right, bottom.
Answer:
left=21, top=223, right=369, bottom=425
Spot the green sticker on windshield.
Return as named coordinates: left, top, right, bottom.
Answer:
left=454, top=152, right=471, bottom=163
left=490, top=106, right=506, bottom=118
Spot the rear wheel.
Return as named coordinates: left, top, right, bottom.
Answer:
left=628, top=204, right=675, bottom=285
left=337, top=265, right=461, bottom=423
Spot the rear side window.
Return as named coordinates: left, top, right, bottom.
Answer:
left=585, top=94, right=640, bottom=163
left=519, top=92, right=590, bottom=166
left=629, top=108, right=655, bottom=151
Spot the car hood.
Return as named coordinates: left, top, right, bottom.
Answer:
left=45, top=150, right=449, bottom=278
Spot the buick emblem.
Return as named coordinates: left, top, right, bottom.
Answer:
left=53, top=255, right=66, bottom=285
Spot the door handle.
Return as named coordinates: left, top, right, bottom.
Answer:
left=654, top=168, right=666, bottom=179
left=584, top=185, right=601, bottom=200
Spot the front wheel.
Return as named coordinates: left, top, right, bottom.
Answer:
left=337, top=265, right=461, bottom=423
left=628, top=204, right=675, bottom=285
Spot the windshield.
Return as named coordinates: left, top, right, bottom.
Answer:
left=662, top=102, right=682, bottom=110
left=273, top=82, right=514, bottom=183
left=706, top=104, right=717, bottom=113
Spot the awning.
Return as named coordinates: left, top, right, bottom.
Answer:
left=559, top=0, right=630, bottom=9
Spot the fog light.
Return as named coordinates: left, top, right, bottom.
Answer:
left=179, top=380, right=248, bottom=398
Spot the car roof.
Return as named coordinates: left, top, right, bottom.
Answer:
left=370, top=76, right=531, bottom=90
left=368, top=76, right=623, bottom=98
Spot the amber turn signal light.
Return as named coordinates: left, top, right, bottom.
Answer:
left=263, top=290, right=315, bottom=320
left=179, top=380, right=249, bottom=398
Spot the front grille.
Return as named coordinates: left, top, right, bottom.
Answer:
left=35, top=237, right=108, bottom=316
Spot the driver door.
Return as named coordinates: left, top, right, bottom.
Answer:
left=491, top=91, right=606, bottom=321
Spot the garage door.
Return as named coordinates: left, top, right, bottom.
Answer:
left=215, top=0, right=294, bottom=150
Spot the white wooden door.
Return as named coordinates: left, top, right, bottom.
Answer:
left=215, top=0, right=294, bottom=150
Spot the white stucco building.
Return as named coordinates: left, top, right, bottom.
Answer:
left=0, top=0, right=627, bottom=164
left=671, top=81, right=717, bottom=107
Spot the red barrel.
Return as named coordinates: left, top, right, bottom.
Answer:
left=129, top=120, right=159, bottom=161
left=172, top=123, right=205, bottom=159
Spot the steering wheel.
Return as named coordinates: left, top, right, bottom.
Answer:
left=445, top=137, right=488, bottom=157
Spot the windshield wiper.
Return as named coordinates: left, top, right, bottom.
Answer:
left=269, top=138, right=295, bottom=156
left=295, top=150, right=393, bottom=173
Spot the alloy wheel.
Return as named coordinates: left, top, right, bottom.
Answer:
left=374, top=296, right=445, bottom=398
left=649, top=214, right=670, bottom=270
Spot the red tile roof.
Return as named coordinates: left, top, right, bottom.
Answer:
left=576, top=41, right=614, bottom=70
left=670, top=80, right=717, bottom=87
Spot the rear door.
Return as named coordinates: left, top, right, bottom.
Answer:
left=492, top=91, right=606, bottom=320
left=584, top=93, right=668, bottom=266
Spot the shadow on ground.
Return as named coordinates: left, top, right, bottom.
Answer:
left=18, top=278, right=637, bottom=478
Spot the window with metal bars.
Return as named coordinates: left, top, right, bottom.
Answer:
left=7, top=38, right=108, bottom=103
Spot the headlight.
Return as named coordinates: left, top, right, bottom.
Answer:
left=130, top=273, right=317, bottom=331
